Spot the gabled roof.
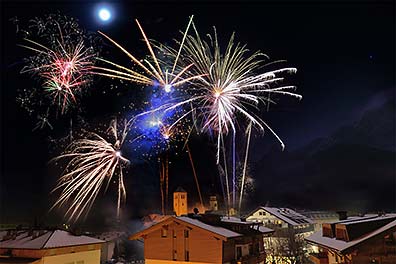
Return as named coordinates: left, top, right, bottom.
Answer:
left=306, top=218, right=396, bottom=253
left=129, top=216, right=241, bottom=241
left=248, top=206, right=314, bottom=226
left=174, top=187, right=186, bottom=193
left=0, top=230, right=104, bottom=249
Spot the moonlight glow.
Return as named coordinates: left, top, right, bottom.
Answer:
left=98, top=8, right=111, bottom=21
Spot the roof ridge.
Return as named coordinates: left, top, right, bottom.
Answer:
left=41, top=230, right=56, bottom=249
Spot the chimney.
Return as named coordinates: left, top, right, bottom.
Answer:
left=337, top=211, right=347, bottom=221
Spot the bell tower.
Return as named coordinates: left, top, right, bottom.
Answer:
left=209, top=195, right=218, bottom=211
left=173, top=187, right=187, bottom=216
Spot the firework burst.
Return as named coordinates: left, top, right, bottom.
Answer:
left=51, top=119, right=131, bottom=222
left=20, top=37, right=96, bottom=114
left=155, top=23, right=302, bottom=210
left=164, top=25, right=301, bottom=156
left=17, top=14, right=100, bottom=126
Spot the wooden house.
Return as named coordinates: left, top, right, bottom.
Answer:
left=130, top=214, right=273, bottom=264
left=306, top=214, right=396, bottom=264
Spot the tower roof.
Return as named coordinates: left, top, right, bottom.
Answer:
left=174, top=186, right=186, bottom=193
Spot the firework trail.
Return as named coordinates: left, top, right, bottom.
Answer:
left=238, top=121, right=252, bottom=212
left=94, top=16, right=205, bottom=93
left=51, top=119, right=131, bottom=222
left=156, top=22, right=301, bottom=211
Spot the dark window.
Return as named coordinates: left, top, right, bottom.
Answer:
left=184, top=230, right=189, bottom=238
left=181, top=195, right=185, bottom=199
left=173, top=250, right=177, bottom=260
left=249, top=244, right=253, bottom=255
left=185, top=250, right=189, bottom=261
left=236, top=246, right=242, bottom=259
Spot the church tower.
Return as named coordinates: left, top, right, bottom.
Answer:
left=173, top=187, right=187, bottom=216
left=209, top=195, right=218, bottom=211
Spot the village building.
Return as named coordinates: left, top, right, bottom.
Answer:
left=305, top=213, right=396, bottom=264
left=0, top=229, right=104, bottom=264
left=93, top=231, right=124, bottom=264
left=246, top=206, right=315, bottom=263
left=173, top=187, right=188, bottom=217
left=299, top=211, right=340, bottom=233
left=129, top=214, right=273, bottom=264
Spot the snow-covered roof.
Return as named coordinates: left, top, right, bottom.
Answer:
left=220, top=216, right=255, bottom=225
left=0, top=230, right=104, bottom=249
left=95, top=231, right=125, bottom=242
left=130, top=216, right=242, bottom=241
left=306, top=219, right=396, bottom=253
left=252, top=207, right=314, bottom=226
left=299, top=211, right=339, bottom=220
left=176, top=217, right=241, bottom=238
left=326, top=214, right=378, bottom=224
left=258, top=226, right=274, bottom=234
left=342, top=214, right=396, bottom=225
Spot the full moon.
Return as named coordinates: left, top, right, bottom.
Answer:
left=98, top=8, right=111, bottom=21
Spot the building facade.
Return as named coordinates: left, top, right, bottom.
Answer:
left=130, top=214, right=273, bottom=264
left=0, top=229, right=104, bottom=264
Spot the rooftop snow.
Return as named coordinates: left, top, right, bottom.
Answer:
left=0, top=230, right=104, bottom=249
left=176, top=216, right=242, bottom=238
left=306, top=219, right=396, bottom=253
left=255, top=207, right=314, bottom=226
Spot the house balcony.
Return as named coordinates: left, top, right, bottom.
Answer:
left=309, top=252, right=329, bottom=264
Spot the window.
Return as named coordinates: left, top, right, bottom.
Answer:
left=173, top=250, right=177, bottom=260
left=185, top=250, right=190, bottom=261
left=236, top=246, right=242, bottom=259
left=161, top=227, right=168, bottom=238
left=249, top=244, right=253, bottom=255
left=181, top=195, right=185, bottom=199
left=173, top=230, right=177, bottom=238
left=184, top=230, right=189, bottom=238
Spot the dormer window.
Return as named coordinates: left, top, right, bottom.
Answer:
left=322, top=226, right=332, bottom=237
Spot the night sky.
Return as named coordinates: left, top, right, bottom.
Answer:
left=1, top=0, right=395, bottom=226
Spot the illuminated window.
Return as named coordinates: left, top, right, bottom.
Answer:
left=161, top=227, right=168, bottom=238
left=173, top=230, right=177, bottom=238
